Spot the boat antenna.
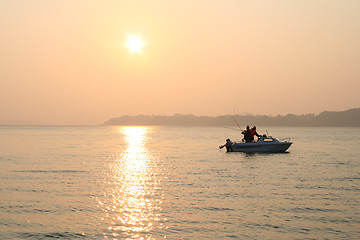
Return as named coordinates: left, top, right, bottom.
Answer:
left=231, top=116, right=243, bottom=131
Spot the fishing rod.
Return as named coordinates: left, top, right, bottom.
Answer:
left=231, top=116, right=243, bottom=132
left=222, top=126, right=241, bottom=131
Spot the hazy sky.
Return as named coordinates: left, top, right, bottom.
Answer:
left=1, top=0, right=360, bottom=125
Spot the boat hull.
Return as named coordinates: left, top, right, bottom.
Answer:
left=231, top=142, right=292, bottom=153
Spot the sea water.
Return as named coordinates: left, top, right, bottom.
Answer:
left=0, top=126, right=359, bottom=239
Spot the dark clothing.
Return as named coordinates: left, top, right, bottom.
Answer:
left=250, top=128, right=260, bottom=137
left=225, top=139, right=233, bottom=152
left=250, top=128, right=260, bottom=141
left=242, top=129, right=252, bottom=143
left=220, top=139, right=233, bottom=152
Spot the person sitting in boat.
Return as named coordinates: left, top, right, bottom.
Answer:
left=219, top=139, right=233, bottom=152
left=250, top=126, right=261, bottom=142
left=241, top=125, right=252, bottom=143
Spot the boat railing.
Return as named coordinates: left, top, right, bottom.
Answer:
left=279, top=137, right=291, bottom=142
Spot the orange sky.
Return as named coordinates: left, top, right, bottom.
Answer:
left=1, top=0, right=360, bottom=125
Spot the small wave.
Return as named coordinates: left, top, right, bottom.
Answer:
left=340, top=176, right=360, bottom=181
left=291, top=207, right=340, bottom=213
left=17, top=231, right=87, bottom=239
left=12, top=170, right=88, bottom=173
left=32, top=208, right=51, bottom=213
left=205, top=207, right=233, bottom=211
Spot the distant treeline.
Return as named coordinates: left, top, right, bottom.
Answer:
left=104, top=108, right=360, bottom=127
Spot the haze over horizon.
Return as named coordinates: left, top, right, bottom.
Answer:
left=1, top=1, right=360, bottom=125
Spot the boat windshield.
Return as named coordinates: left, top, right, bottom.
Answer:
left=263, top=138, right=275, bottom=142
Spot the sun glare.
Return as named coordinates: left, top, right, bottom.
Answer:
left=125, top=34, right=145, bottom=53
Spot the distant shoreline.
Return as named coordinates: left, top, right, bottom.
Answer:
left=104, top=108, right=360, bottom=127
left=2, top=108, right=359, bottom=127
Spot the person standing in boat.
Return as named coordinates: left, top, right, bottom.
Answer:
left=250, top=126, right=261, bottom=142
left=242, top=126, right=252, bottom=143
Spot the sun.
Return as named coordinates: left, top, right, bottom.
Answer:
left=125, top=34, right=145, bottom=53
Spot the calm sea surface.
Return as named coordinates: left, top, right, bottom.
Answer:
left=0, top=126, right=359, bottom=239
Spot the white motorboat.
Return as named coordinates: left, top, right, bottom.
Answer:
left=223, top=136, right=292, bottom=153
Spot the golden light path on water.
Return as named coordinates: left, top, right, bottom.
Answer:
left=99, top=127, right=164, bottom=239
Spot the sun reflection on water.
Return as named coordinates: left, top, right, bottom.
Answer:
left=99, top=126, right=164, bottom=239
